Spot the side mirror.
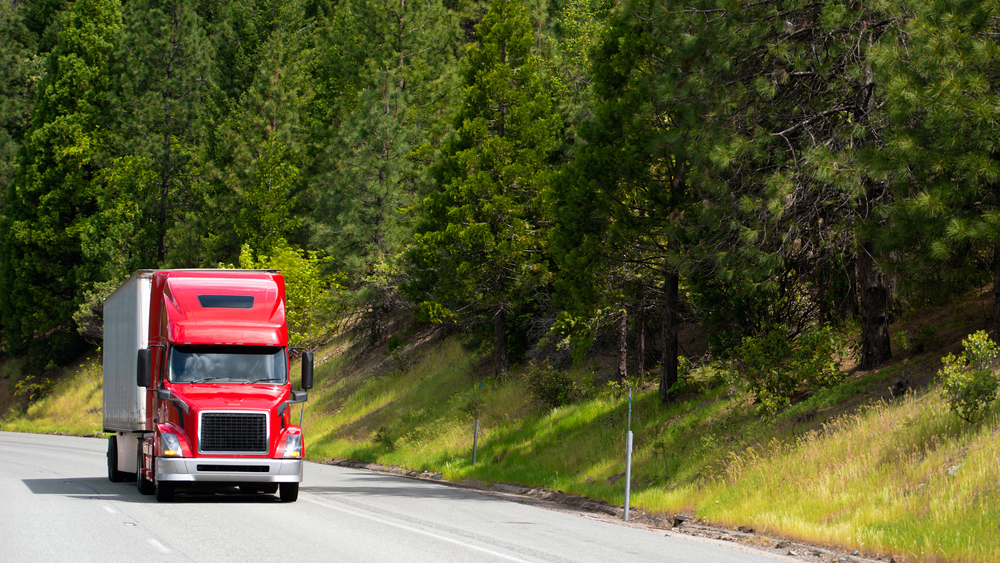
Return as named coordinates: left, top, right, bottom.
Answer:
left=301, top=350, right=314, bottom=390
left=137, top=348, right=152, bottom=388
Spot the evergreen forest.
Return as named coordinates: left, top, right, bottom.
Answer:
left=4, top=0, right=1000, bottom=408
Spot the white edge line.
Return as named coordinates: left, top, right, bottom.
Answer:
left=148, top=538, right=171, bottom=554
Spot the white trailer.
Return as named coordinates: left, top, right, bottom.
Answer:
left=102, top=270, right=152, bottom=480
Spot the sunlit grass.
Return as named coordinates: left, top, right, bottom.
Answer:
left=3, top=354, right=104, bottom=436
left=697, top=391, right=1000, bottom=562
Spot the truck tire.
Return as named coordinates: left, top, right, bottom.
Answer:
left=107, top=436, right=126, bottom=483
left=279, top=483, right=298, bottom=502
left=136, top=448, right=155, bottom=495
left=155, top=481, right=174, bottom=502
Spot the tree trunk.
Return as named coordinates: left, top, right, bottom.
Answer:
left=636, top=290, right=646, bottom=383
left=994, top=244, right=1000, bottom=340
left=660, top=268, right=679, bottom=403
left=858, top=240, right=891, bottom=369
left=616, top=308, right=627, bottom=381
left=494, top=307, right=508, bottom=380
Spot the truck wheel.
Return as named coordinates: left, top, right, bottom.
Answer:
left=279, top=483, right=298, bottom=502
left=107, top=436, right=125, bottom=483
left=136, top=448, right=155, bottom=495
left=155, top=481, right=174, bottom=502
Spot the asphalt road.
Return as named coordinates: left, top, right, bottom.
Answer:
left=0, top=431, right=792, bottom=563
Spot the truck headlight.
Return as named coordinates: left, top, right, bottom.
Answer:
left=161, top=432, right=183, bottom=457
left=283, top=434, right=302, bottom=458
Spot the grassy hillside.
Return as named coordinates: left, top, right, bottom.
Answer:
left=3, top=291, right=1000, bottom=562
left=1, top=350, right=104, bottom=435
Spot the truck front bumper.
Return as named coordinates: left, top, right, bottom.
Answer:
left=156, top=457, right=303, bottom=483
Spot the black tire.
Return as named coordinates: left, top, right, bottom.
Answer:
left=262, top=484, right=278, bottom=494
left=107, top=436, right=125, bottom=483
left=279, top=482, right=299, bottom=502
left=155, top=481, right=174, bottom=502
left=136, top=447, right=155, bottom=495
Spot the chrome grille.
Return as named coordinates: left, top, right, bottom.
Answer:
left=199, top=412, right=268, bottom=454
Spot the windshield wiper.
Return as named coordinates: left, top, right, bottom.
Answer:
left=189, top=377, right=232, bottom=383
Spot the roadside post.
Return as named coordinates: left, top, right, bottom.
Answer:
left=624, top=389, right=633, bottom=521
left=472, top=381, right=481, bottom=465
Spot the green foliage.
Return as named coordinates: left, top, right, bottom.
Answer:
left=237, top=139, right=301, bottom=256
left=236, top=241, right=346, bottom=348
left=523, top=363, right=583, bottom=409
left=311, top=0, right=458, bottom=274
left=118, top=0, right=216, bottom=265
left=212, top=6, right=314, bottom=263
left=405, top=0, right=561, bottom=377
left=939, top=330, right=999, bottom=423
left=871, top=0, right=1000, bottom=335
left=0, top=3, right=40, bottom=197
left=912, top=326, right=939, bottom=353
left=541, top=311, right=596, bottom=368
left=0, top=0, right=122, bottom=366
left=373, top=425, right=394, bottom=449
left=73, top=155, right=161, bottom=343
left=13, top=373, right=54, bottom=411
left=735, top=323, right=845, bottom=415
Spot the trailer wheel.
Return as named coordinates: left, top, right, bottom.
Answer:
left=136, top=447, right=155, bottom=495
left=107, top=436, right=126, bottom=483
left=279, top=483, right=298, bottom=502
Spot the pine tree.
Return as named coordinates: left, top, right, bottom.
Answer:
left=551, top=0, right=731, bottom=401
left=0, top=2, right=40, bottom=207
left=406, top=0, right=561, bottom=379
left=312, top=0, right=459, bottom=267
left=0, top=0, right=122, bottom=364
left=117, top=0, right=216, bottom=265
left=308, top=0, right=461, bottom=343
left=683, top=0, right=898, bottom=370
left=212, top=8, right=313, bottom=261
left=872, top=0, right=1000, bottom=339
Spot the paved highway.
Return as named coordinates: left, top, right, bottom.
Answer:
left=0, top=431, right=792, bottom=562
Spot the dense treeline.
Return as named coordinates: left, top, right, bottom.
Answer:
left=3, top=0, right=1000, bottom=404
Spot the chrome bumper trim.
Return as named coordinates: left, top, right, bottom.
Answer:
left=156, top=457, right=303, bottom=483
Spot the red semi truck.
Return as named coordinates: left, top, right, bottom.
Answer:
left=103, top=269, right=313, bottom=502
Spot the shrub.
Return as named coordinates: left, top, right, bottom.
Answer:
left=912, top=325, right=939, bottom=353
left=236, top=241, right=346, bottom=348
left=939, top=330, right=999, bottom=423
left=13, top=374, right=53, bottom=413
left=734, top=323, right=844, bottom=413
left=524, top=364, right=581, bottom=409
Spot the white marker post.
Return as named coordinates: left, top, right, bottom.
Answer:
left=472, top=382, right=481, bottom=466
left=624, top=389, right=633, bottom=521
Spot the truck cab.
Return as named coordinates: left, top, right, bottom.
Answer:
left=104, top=270, right=313, bottom=502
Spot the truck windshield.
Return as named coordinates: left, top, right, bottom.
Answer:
left=169, top=345, right=287, bottom=384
